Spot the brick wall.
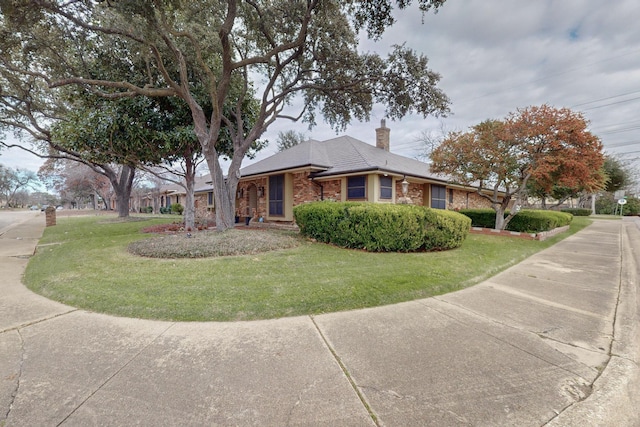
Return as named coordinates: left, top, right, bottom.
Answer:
left=321, top=178, right=342, bottom=201
left=395, top=182, right=426, bottom=206
left=449, top=189, right=492, bottom=210
left=194, top=193, right=214, bottom=220
left=293, top=172, right=318, bottom=205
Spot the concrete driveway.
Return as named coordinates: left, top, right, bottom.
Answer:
left=1, top=212, right=638, bottom=426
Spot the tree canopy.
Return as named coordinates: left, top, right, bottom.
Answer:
left=1, top=0, right=450, bottom=230
left=431, top=105, right=606, bottom=229
left=276, top=130, right=307, bottom=152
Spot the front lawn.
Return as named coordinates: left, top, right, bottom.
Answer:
left=24, top=215, right=591, bottom=321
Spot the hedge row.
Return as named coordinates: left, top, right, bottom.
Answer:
left=293, top=202, right=471, bottom=252
left=560, top=208, right=592, bottom=216
left=459, top=209, right=572, bottom=233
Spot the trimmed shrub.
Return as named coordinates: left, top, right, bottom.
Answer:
left=507, top=210, right=572, bottom=233
left=422, top=208, right=471, bottom=250
left=458, top=209, right=496, bottom=228
left=460, top=208, right=572, bottom=233
left=293, top=202, right=470, bottom=252
left=561, top=208, right=591, bottom=216
left=171, top=203, right=184, bottom=215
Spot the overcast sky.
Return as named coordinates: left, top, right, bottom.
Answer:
left=2, top=0, right=639, bottom=181
left=259, top=0, right=640, bottom=171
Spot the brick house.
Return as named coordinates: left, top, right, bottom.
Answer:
left=155, top=175, right=216, bottom=218
left=234, top=121, right=496, bottom=225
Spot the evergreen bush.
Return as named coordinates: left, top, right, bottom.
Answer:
left=294, top=202, right=470, bottom=252
left=561, top=208, right=591, bottom=216
left=459, top=208, right=572, bottom=232
left=171, top=203, right=184, bottom=215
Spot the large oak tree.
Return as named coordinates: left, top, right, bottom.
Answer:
left=431, top=105, right=605, bottom=230
left=1, top=0, right=450, bottom=231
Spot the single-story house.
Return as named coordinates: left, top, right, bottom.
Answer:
left=235, top=120, right=497, bottom=224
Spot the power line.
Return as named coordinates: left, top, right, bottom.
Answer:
left=571, top=89, right=640, bottom=108
left=604, top=140, right=640, bottom=148
left=598, top=125, right=640, bottom=136
left=579, top=95, right=640, bottom=111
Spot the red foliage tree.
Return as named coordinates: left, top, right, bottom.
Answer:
left=431, top=105, right=605, bottom=229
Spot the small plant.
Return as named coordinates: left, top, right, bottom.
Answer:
left=171, top=203, right=184, bottom=215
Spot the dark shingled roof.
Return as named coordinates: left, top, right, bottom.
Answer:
left=240, top=135, right=448, bottom=182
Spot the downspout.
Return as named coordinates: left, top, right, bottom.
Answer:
left=309, top=176, right=324, bottom=201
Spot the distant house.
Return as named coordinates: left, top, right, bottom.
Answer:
left=158, top=174, right=215, bottom=217
left=234, top=121, right=495, bottom=224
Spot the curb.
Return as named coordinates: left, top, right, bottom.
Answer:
left=469, top=225, right=569, bottom=241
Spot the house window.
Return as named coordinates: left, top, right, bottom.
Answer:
left=269, top=174, right=284, bottom=216
left=347, top=175, right=366, bottom=199
left=208, top=191, right=214, bottom=206
left=431, top=184, right=447, bottom=209
left=449, top=188, right=454, bottom=204
left=380, top=176, right=392, bottom=199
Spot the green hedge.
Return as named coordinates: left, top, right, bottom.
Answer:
left=459, top=209, right=572, bottom=233
left=293, top=202, right=471, bottom=252
left=561, top=208, right=592, bottom=216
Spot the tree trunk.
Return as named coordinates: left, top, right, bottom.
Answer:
left=184, top=156, right=196, bottom=231
left=105, top=164, right=136, bottom=218
left=494, top=208, right=506, bottom=230
left=205, top=155, right=238, bottom=232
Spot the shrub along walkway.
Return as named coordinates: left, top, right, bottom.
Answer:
left=1, top=213, right=639, bottom=426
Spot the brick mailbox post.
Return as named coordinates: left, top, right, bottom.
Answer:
left=45, top=206, right=56, bottom=227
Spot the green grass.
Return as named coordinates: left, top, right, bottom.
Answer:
left=24, top=215, right=592, bottom=321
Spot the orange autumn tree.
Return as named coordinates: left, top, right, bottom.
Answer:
left=431, top=105, right=605, bottom=230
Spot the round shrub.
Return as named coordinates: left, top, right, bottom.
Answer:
left=293, top=202, right=471, bottom=252
left=171, top=203, right=184, bottom=215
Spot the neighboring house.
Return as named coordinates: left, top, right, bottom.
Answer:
left=235, top=120, right=495, bottom=224
left=158, top=174, right=216, bottom=217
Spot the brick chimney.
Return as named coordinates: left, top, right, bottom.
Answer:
left=376, top=119, right=390, bottom=151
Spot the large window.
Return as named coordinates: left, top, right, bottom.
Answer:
left=207, top=191, right=214, bottom=206
left=269, top=174, right=284, bottom=216
left=347, top=175, right=366, bottom=200
left=431, top=184, right=447, bottom=209
left=380, top=176, right=392, bottom=199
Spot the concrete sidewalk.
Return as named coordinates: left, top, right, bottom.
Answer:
left=0, top=213, right=638, bottom=426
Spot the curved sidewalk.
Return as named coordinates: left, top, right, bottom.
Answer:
left=1, top=213, right=638, bottom=426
